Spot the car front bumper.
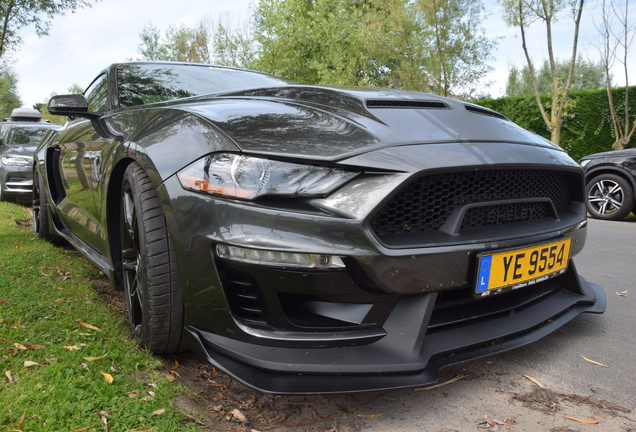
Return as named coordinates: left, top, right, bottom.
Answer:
left=1, top=165, right=33, bottom=197
left=185, top=268, right=604, bottom=394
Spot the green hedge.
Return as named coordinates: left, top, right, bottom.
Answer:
left=476, top=87, right=636, bottom=161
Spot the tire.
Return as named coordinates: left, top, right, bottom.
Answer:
left=120, top=162, right=185, bottom=354
left=586, top=174, right=635, bottom=220
left=32, top=170, right=56, bottom=241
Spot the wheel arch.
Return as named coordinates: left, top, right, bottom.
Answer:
left=106, top=157, right=135, bottom=291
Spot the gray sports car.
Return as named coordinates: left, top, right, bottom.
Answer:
left=34, top=62, right=605, bottom=394
left=0, top=109, right=60, bottom=201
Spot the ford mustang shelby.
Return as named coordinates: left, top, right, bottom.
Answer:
left=34, top=62, right=605, bottom=394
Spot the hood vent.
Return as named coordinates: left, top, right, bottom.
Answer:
left=366, top=99, right=449, bottom=109
left=464, top=105, right=508, bottom=120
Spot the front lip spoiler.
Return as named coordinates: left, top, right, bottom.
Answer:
left=185, top=276, right=605, bottom=395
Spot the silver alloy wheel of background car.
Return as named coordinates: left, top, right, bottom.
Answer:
left=120, top=162, right=185, bottom=354
left=586, top=173, right=635, bottom=220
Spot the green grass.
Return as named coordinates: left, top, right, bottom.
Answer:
left=0, top=202, right=199, bottom=432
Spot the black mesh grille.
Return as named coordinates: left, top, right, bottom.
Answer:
left=366, top=100, right=449, bottom=109
left=370, top=170, right=571, bottom=237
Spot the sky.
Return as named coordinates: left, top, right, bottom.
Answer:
left=8, top=0, right=635, bottom=108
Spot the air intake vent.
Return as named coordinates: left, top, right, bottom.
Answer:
left=366, top=99, right=449, bottom=109
left=464, top=105, right=508, bottom=120
left=217, top=265, right=270, bottom=329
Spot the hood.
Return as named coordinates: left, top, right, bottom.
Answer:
left=580, top=148, right=636, bottom=160
left=1, top=144, right=37, bottom=159
left=179, top=86, right=561, bottom=161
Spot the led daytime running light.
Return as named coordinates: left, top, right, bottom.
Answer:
left=1, top=156, right=31, bottom=167
left=216, top=244, right=346, bottom=269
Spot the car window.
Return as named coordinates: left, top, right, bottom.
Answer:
left=7, top=127, right=53, bottom=146
left=85, top=74, right=108, bottom=112
left=117, top=64, right=293, bottom=107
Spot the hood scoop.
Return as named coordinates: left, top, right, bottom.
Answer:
left=464, top=104, right=508, bottom=121
left=366, top=99, right=449, bottom=109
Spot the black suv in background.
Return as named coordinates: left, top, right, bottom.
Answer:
left=0, top=108, right=60, bottom=201
left=579, top=149, right=636, bottom=220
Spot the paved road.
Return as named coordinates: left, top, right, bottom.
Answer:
left=267, top=218, right=636, bottom=431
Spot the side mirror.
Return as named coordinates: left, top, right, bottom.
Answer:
left=48, top=94, right=101, bottom=119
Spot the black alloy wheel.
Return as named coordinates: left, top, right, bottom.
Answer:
left=586, top=174, right=635, bottom=220
left=120, top=162, right=185, bottom=354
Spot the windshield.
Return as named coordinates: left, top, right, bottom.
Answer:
left=6, top=126, right=56, bottom=147
left=117, top=64, right=293, bottom=107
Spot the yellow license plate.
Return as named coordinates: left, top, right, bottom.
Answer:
left=475, top=238, right=572, bottom=295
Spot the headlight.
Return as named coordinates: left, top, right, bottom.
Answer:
left=579, top=159, right=591, bottom=168
left=178, top=153, right=359, bottom=200
left=1, top=156, right=31, bottom=167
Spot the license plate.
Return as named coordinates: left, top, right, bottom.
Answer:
left=475, top=238, right=572, bottom=297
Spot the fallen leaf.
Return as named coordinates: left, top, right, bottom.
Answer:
left=25, top=344, right=45, bottom=350
left=14, top=343, right=27, bottom=350
left=0, top=319, right=12, bottom=325
left=79, top=321, right=103, bottom=332
left=231, top=409, right=248, bottom=423
left=522, top=374, right=546, bottom=388
left=153, top=408, right=166, bottom=416
left=414, top=374, right=469, bottom=391
left=616, top=290, right=628, bottom=297
left=5, top=370, right=16, bottom=383
left=83, top=354, right=107, bottom=362
left=23, top=361, right=41, bottom=367
left=565, top=415, right=602, bottom=424
left=79, top=333, right=92, bottom=336
left=0, top=299, right=10, bottom=304
left=95, top=410, right=115, bottom=416
left=63, top=345, right=81, bottom=351
left=171, top=360, right=180, bottom=370
left=162, top=373, right=175, bottom=382
left=101, top=372, right=114, bottom=383
left=270, top=415, right=287, bottom=423
left=357, top=413, right=385, bottom=418
left=581, top=355, right=609, bottom=368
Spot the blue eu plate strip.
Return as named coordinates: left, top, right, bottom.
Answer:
left=476, top=255, right=492, bottom=292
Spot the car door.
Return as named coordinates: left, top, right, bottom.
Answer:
left=52, top=73, right=112, bottom=256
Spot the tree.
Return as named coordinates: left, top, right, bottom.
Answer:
left=0, top=64, right=21, bottom=118
left=138, top=22, right=210, bottom=63
left=596, top=0, right=635, bottom=150
left=253, top=0, right=411, bottom=86
left=252, top=0, right=496, bottom=95
left=505, top=57, right=606, bottom=97
left=207, top=13, right=258, bottom=69
left=499, top=0, right=585, bottom=146
left=0, top=0, right=96, bottom=60
left=416, top=0, right=496, bottom=98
